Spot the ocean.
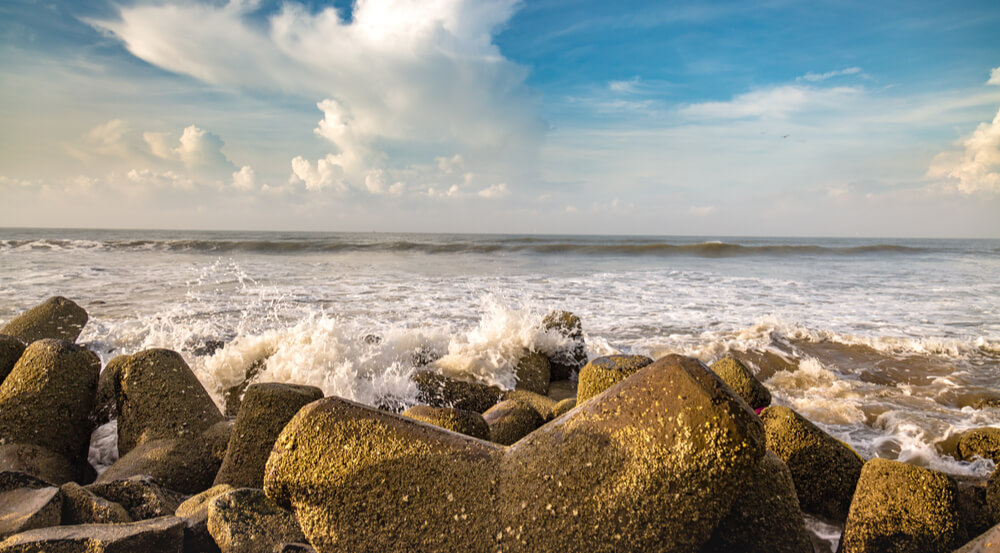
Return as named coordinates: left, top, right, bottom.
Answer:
left=1, top=228, right=998, bottom=545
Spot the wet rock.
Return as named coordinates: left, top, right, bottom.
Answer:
left=959, top=428, right=1000, bottom=464
left=412, top=371, right=503, bottom=413
left=513, top=351, right=550, bottom=395
left=840, top=458, right=963, bottom=553
left=96, top=437, right=220, bottom=495
left=954, top=523, right=1000, bottom=553
left=987, top=467, right=1000, bottom=523
left=222, top=356, right=268, bottom=418
left=0, top=515, right=184, bottom=552
left=0, top=337, right=25, bottom=386
left=700, top=451, right=813, bottom=553
left=214, top=383, right=323, bottom=489
left=955, top=476, right=994, bottom=540
left=401, top=405, right=490, bottom=441
left=575, top=354, right=653, bottom=403
left=275, top=544, right=315, bottom=553
left=710, top=356, right=771, bottom=410
left=0, top=481, right=62, bottom=540
left=0, top=339, right=100, bottom=483
left=760, top=405, right=863, bottom=522
left=502, top=389, right=557, bottom=421
left=192, top=340, right=225, bottom=357
left=175, top=484, right=233, bottom=553
left=85, top=476, right=185, bottom=521
left=0, top=297, right=88, bottom=345
left=482, top=400, right=544, bottom=445
left=545, top=378, right=576, bottom=402
left=265, top=354, right=764, bottom=553
left=59, top=482, right=131, bottom=525
left=551, top=398, right=576, bottom=419
left=0, top=445, right=78, bottom=487
left=113, top=349, right=223, bottom=457
left=207, top=488, right=305, bottom=553
left=541, top=311, right=588, bottom=381
left=90, top=356, right=127, bottom=427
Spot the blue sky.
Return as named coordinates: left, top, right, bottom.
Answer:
left=1, top=0, right=998, bottom=236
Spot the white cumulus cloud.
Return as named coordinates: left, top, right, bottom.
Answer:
left=989, top=67, right=1000, bottom=85
left=929, top=108, right=1000, bottom=194
left=232, top=165, right=257, bottom=191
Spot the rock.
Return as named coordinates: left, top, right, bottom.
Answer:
left=274, top=544, right=315, bottom=553
left=541, top=311, right=588, bottom=381
left=513, top=351, right=550, bottom=395
left=264, top=354, right=764, bottom=553
left=960, top=428, right=1000, bottom=464
left=96, top=437, right=220, bottom=495
left=760, top=405, right=863, bottom=522
left=0, top=515, right=184, bottom=552
left=85, top=476, right=185, bottom=522
left=59, top=482, right=130, bottom=525
left=214, top=383, right=323, bottom=489
left=90, top=355, right=127, bottom=427
left=955, top=476, right=994, bottom=541
left=482, top=400, right=544, bottom=445
left=0, top=445, right=79, bottom=487
left=175, top=484, right=233, bottom=553
left=412, top=371, right=503, bottom=413
left=207, top=488, right=305, bottom=553
left=202, top=420, right=235, bottom=467
left=0, top=297, right=88, bottom=345
left=546, top=379, right=576, bottom=402
left=551, top=398, right=576, bottom=419
left=112, top=349, right=224, bottom=457
left=222, top=356, right=268, bottom=418
left=840, top=458, right=963, bottom=553
left=192, top=340, right=225, bottom=357
left=710, top=356, right=771, bottom=410
left=575, top=354, right=653, bottom=403
left=954, top=523, right=1000, bottom=553
left=502, top=389, right=558, bottom=421
left=401, top=405, right=490, bottom=440
left=700, top=451, right=813, bottom=553
left=0, top=339, right=100, bottom=483
left=0, top=337, right=25, bottom=386
left=987, top=467, right=1000, bottom=523
left=0, top=484, right=62, bottom=540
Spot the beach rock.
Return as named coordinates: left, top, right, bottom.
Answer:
left=91, top=355, right=127, bottom=427
left=113, top=349, right=224, bottom=456
left=207, top=488, right=305, bottom=553
left=955, top=476, right=994, bottom=540
left=0, top=297, right=88, bottom=345
left=85, top=476, right=185, bottom=522
left=502, top=389, right=558, bottom=421
left=0, top=337, right=25, bottom=385
left=576, top=354, right=653, bottom=403
left=959, top=428, right=1000, bottom=464
left=401, top=405, right=490, bottom=440
left=214, top=383, right=323, bottom=489
left=59, top=482, right=131, bottom=525
left=710, top=356, right=771, bottom=410
left=222, top=356, right=268, bottom=418
left=412, top=370, right=503, bottom=413
left=513, top=351, right=550, bottom=395
left=174, top=484, right=233, bottom=553
left=275, top=544, right=315, bottom=553
left=760, top=405, right=863, bottom=521
left=192, top=340, right=225, bottom=358
left=0, top=515, right=185, bottom=552
left=0, top=339, right=100, bottom=483
left=546, top=378, right=576, bottom=401
left=96, top=437, right=220, bottom=495
left=700, top=451, right=812, bottom=553
left=482, top=400, right=544, bottom=445
left=551, top=397, right=576, bottom=418
left=541, top=310, right=588, bottom=380
left=987, top=467, right=1000, bottom=523
left=202, top=420, right=234, bottom=466
left=265, top=354, right=765, bottom=553
left=840, top=458, right=963, bottom=553
left=0, top=445, right=79, bottom=487
left=954, top=523, right=1000, bottom=553
left=0, top=485, right=62, bottom=540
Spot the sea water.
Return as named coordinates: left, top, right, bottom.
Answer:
left=1, top=228, right=998, bottom=549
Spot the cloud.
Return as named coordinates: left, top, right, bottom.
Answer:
left=680, top=85, right=862, bottom=120
left=689, top=206, right=716, bottom=216
left=608, top=77, right=642, bottom=93
left=478, top=182, right=509, bottom=198
left=798, top=67, right=862, bottom=83
left=289, top=155, right=347, bottom=193
left=232, top=165, right=257, bottom=191
left=990, top=67, right=1000, bottom=85
left=929, top=108, right=1000, bottom=194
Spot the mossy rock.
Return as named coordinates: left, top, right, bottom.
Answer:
left=401, top=405, right=490, bottom=441
left=710, top=356, right=771, bottom=410
left=959, top=428, right=1000, bottom=464
left=551, top=398, right=576, bottom=419
left=214, top=383, right=323, bottom=489
left=85, top=476, right=186, bottom=522
left=840, top=458, right=964, bottom=553
left=542, top=311, right=588, bottom=381
left=0, top=297, right=88, bottom=345
left=0, top=336, right=25, bottom=386
left=59, top=481, right=131, bottom=524
left=175, top=484, right=234, bottom=553
left=208, top=488, right=305, bottom=553
left=576, top=354, right=653, bottom=403
left=90, top=355, right=127, bottom=427
left=759, top=405, right=863, bottom=522
left=483, top=400, right=544, bottom=446
left=986, top=466, right=1000, bottom=523
left=502, top=389, right=558, bottom=421
left=513, top=351, right=550, bottom=395
left=223, top=356, right=268, bottom=418
left=412, top=371, right=502, bottom=413
left=96, top=437, right=221, bottom=495
left=0, top=515, right=185, bottom=551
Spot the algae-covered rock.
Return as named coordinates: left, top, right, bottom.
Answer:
left=575, top=354, right=653, bottom=403
left=412, top=370, right=503, bottom=413
left=502, top=389, right=558, bottom=421
left=85, top=476, right=185, bottom=522
left=959, top=428, right=1000, bottom=464
left=483, top=400, right=544, bottom=445
left=551, top=398, right=576, bottom=419
left=208, top=488, right=305, bottom=553
left=175, top=484, right=233, bottom=553
left=710, top=356, right=771, bottom=410
left=542, top=311, right=588, bottom=381
left=0, top=515, right=184, bottom=552
left=760, top=405, right=863, bottom=522
left=700, top=451, right=813, bottom=553
left=401, top=405, right=490, bottom=441
left=59, top=482, right=131, bottom=525
left=0, top=297, right=88, bottom=345
left=0, top=339, right=100, bottom=483
left=0, top=486, right=62, bottom=540
left=513, top=351, right=550, bottom=395
left=0, top=337, right=25, bottom=386
left=113, top=349, right=223, bottom=457
left=96, top=437, right=220, bottom=495
left=840, top=458, right=963, bottom=553
left=214, top=383, right=323, bottom=489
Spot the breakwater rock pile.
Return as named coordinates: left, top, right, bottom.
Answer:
left=0, top=296, right=998, bottom=552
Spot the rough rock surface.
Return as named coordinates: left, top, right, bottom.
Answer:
left=987, top=467, right=1000, bottom=526
left=0, top=515, right=184, bottom=552
left=840, top=458, right=963, bottom=553
left=513, top=351, right=550, bottom=395
left=575, top=354, right=653, bottom=403
left=760, top=405, right=863, bottom=522
left=955, top=476, right=994, bottom=542
left=541, top=311, right=588, bottom=381
left=412, top=371, right=502, bottom=413
left=960, top=428, right=1000, bottom=464
left=401, top=405, right=490, bottom=441
left=96, top=437, right=220, bottom=495
left=709, top=356, right=772, bottom=410
left=174, top=484, right=233, bottom=553
left=0, top=446, right=79, bottom=487
left=222, top=356, right=268, bottom=418
left=482, top=400, right=544, bottom=446
left=85, top=476, right=185, bottom=522
left=0, top=297, right=88, bottom=345
left=0, top=486, right=62, bottom=540
left=90, top=355, right=127, bottom=427
left=551, top=398, right=576, bottom=419
left=214, top=383, right=323, bottom=489
left=59, top=482, right=131, bottom=525
left=502, top=389, right=558, bottom=421
left=207, top=488, right=305, bottom=553
left=0, top=337, right=25, bottom=386
left=954, top=523, right=1000, bottom=553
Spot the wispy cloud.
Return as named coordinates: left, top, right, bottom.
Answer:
left=989, top=66, right=1000, bottom=85
left=679, top=84, right=862, bottom=120
left=797, top=67, right=862, bottom=83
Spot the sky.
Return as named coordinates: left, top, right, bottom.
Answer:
left=1, top=0, right=999, bottom=237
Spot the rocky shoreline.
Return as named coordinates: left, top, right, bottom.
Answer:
left=0, top=296, right=998, bottom=552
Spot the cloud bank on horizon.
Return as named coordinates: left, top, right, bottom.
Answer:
left=0, top=0, right=998, bottom=236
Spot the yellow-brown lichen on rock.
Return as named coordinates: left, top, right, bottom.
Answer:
left=96, top=437, right=221, bottom=495
left=411, top=370, right=503, bottom=413
left=959, top=428, right=1000, bottom=464
left=0, top=297, right=88, bottom=345
left=502, top=389, right=558, bottom=421
left=513, top=351, right=550, bottom=395
left=0, top=336, right=25, bottom=385
left=709, top=356, right=771, bottom=410
left=483, top=399, right=544, bottom=445
left=401, top=405, right=490, bottom=441
left=207, top=488, right=305, bottom=553
left=551, top=398, right=576, bottom=419
left=575, top=354, right=653, bottom=403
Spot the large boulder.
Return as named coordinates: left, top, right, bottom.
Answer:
left=513, top=351, right=550, bottom=395
left=0, top=297, right=88, bottom=345
left=955, top=476, right=994, bottom=542
left=265, top=354, right=765, bottom=553
left=959, top=428, right=1000, bottom=464
left=0, top=515, right=184, bottom=552
left=551, top=398, right=575, bottom=419
left=575, top=354, right=653, bottom=403
left=85, top=476, right=185, bottom=522
left=175, top=484, right=234, bottom=553
left=222, top=356, right=268, bottom=418
left=840, top=458, right=964, bottom=553
left=759, top=405, right=863, bottom=522
left=207, top=488, right=305, bottom=553
left=541, top=311, right=588, bottom=380
left=112, top=349, right=224, bottom=456
left=401, top=405, right=490, bottom=441
left=90, top=355, right=127, bottom=427
left=502, top=389, right=558, bottom=421
left=0, top=337, right=25, bottom=385
left=96, top=437, right=220, bottom=495
left=482, top=400, right=544, bottom=445
left=0, top=339, right=100, bottom=483
left=0, top=446, right=79, bottom=487
left=411, top=371, right=503, bottom=413
left=59, top=482, right=131, bottom=525
left=710, top=356, right=771, bottom=410
left=214, top=383, right=323, bottom=489
left=0, top=476, right=62, bottom=540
